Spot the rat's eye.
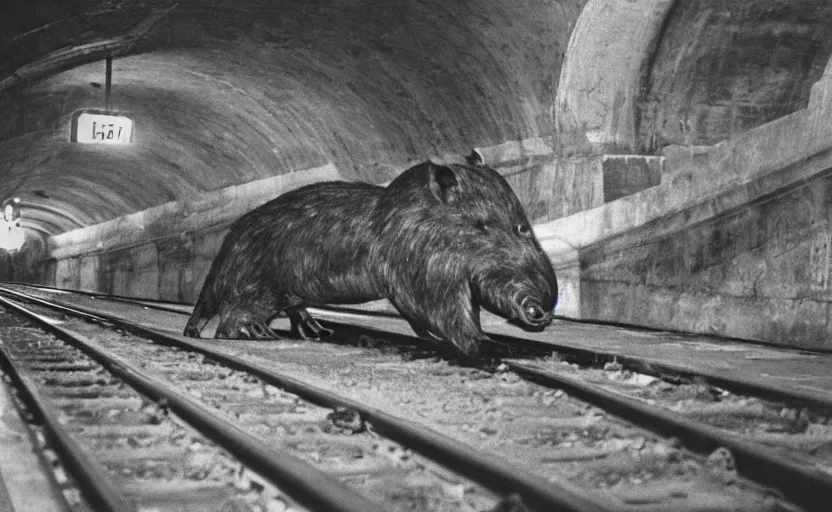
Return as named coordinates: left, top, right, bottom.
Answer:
left=515, top=223, right=531, bottom=236
left=475, top=219, right=489, bottom=233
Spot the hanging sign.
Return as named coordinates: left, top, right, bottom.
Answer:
left=70, top=109, right=134, bottom=144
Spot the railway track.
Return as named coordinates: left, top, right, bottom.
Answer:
left=0, top=283, right=830, bottom=511
left=0, top=300, right=392, bottom=512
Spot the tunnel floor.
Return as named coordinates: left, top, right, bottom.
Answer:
left=1, top=283, right=831, bottom=511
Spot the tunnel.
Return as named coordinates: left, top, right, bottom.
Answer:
left=2, top=0, right=832, bottom=350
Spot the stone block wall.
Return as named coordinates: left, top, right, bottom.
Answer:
left=580, top=168, right=832, bottom=348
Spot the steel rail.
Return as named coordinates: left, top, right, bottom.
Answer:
left=14, top=283, right=832, bottom=413
left=0, top=281, right=192, bottom=309
left=306, top=311, right=832, bottom=413
left=0, top=294, right=389, bottom=512
left=507, top=361, right=832, bottom=512
left=0, top=286, right=622, bottom=512
left=0, top=345, right=137, bottom=512
left=96, top=295, right=192, bottom=315
left=200, top=309, right=832, bottom=512
left=308, top=317, right=832, bottom=510
left=7, top=285, right=832, bottom=510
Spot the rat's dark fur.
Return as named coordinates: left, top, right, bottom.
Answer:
left=184, top=158, right=558, bottom=361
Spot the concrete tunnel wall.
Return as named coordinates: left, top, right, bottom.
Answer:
left=543, top=59, right=832, bottom=350
left=3, top=0, right=832, bottom=348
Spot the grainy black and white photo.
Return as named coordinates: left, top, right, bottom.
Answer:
left=0, top=1, right=830, bottom=511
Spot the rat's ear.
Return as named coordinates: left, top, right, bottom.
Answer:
left=465, top=149, right=484, bottom=167
left=427, top=162, right=460, bottom=205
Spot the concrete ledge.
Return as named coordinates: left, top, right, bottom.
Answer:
left=473, top=137, right=554, bottom=163
left=584, top=148, right=832, bottom=256
left=536, top=94, right=832, bottom=267
left=49, top=163, right=342, bottom=260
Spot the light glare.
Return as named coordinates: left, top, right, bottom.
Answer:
left=0, top=221, right=25, bottom=252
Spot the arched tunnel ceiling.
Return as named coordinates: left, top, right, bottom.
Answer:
left=1, top=0, right=832, bottom=244
left=637, top=0, right=832, bottom=151
left=0, top=0, right=584, bottom=240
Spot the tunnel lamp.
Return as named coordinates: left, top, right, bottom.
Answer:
left=0, top=198, right=24, bottom=252
left=4, top=198, right=19, bottom=222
